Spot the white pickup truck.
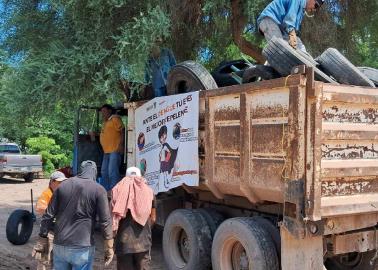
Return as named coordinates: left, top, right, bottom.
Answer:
left=0, top=143, right=43, bottom=182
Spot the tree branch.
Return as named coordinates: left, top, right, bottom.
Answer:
left=230, top=0, right=265, bottom=64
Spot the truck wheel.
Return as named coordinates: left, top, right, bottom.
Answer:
left=325, top=251, right=377, bottom=270
left=358, top=67, right=378, bottom=86
left=195, top=208, right=225, bottom=237
left=252, top=216, right=281, bottom=262
left=317, top=48, right=375, bottom=87
left=242, top=65, right=280, bottom=83
left=6, top=209, right=34, bottom=245
left=23, top=173, right=34, bottom=182
left=0, top=173, right=4, bottom=179
left=262, top=37, right=336, bottom=83
left=212, top=217, right=279, bottom=270
left=163, top=209, right=212, bottom=270
left=167, top=61, right=218, bottom=96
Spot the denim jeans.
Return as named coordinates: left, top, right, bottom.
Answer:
left=53, top=245, right=95, bottom=270
left=101, top=152, right=121, bottom=191
left=259, top=17, right=307, bottom=52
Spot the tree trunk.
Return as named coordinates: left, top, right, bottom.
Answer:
left=230, top=0, right=265, bottom=64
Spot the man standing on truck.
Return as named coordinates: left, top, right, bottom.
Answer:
left=257, top=0, right=325, bottom=52
left=145, top=37, right=176, bottom=97
left=32, top=161, right=114, bottom=269
left=99, top=104, right=125, bottom=191
left=111, top=167, right=156, bottom=270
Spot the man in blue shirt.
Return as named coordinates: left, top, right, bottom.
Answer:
left=145, top=37, right=176, bottom=97
left=257, top=0, right=325, bottom=52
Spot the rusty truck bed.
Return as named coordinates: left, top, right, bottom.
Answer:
left=127, top=67, right=378, bottom=223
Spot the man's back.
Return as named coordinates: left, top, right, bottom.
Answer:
left=258, top=0, right=306, bottom=33
left=40, top=176, right=112, bottom=247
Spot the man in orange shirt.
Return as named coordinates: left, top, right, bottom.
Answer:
left=36, top=171, right=67, bottom=215
left=99, top=104, right=125, bottom=191
left=34, top=171, right=67, bottom=270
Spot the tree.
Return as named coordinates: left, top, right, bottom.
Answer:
left=0, top=0, right=377, bottom=170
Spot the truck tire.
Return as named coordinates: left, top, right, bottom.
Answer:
left=317, top=48, right=375, bottom=87
left=212, top=217, right=279, bottom=270
left=358, top=67, right=378, bottom=86
left=262, top=37, right=336, bottom=83
left=195, top=208, right=225, bottom=237
left=167, top=61, right=218, bottom=96
left=325, top=251, right=378, bottom=270
left=0, top=173, right=4, bottom=179
left=242, top=65, right=280, bottom=83
left=163, top=209, right=212, bottom=270
left=6, top=209, right=34, bottom=245
left=252, top=217, right=281, bottom=262
left=23, top=173, right=34, bottom=182
left=211, top=59, right=253, bottom=87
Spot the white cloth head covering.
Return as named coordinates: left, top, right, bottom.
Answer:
left=126, top=167, right=142, bottom=177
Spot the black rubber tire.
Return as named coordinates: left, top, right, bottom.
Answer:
left=195, top=208, right=225, bottom=237
left=211, top=59, right=253, bottom=87
left=23, top=173, right=34, bottom=182
left=6, top=209, right=34, bottom=245
left=262, top=37, right=336, bottom=83
left=163, top=209, right=212, bottom=270
left=252, top=216, right=281, bottom=263
left=325, top=251, right=378, bottom=270
left=167, top=61, right=218, bottom=96
left=242, top=65, right=280, bottom=83
left=358, top=67, right=378, bottom=86
left=317, top=48, right=375, bottom=87
left=211, top=217, right=279, bottom=270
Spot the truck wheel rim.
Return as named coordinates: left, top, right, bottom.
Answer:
left=231, top=242, right=249, bottom=270
left=170, top=226, right=190, bottom=268
left=222, top=237, right=250, bottom=270
left=337, top=252, right=362, bottom=267
left=178, top=229, right=190, bottom=263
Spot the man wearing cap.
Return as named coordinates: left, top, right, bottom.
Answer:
left=36, top=171, right=67, bottom=215
left=257, top=0, right=325, bottom=52
left=34, top=171, right=67, bottom=270
left=32, top=161, right=114, bottom=269
left=111, top=167, right=156, bottom=270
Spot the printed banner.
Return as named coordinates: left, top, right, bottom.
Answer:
left=135, top=92, right=199, bottom=194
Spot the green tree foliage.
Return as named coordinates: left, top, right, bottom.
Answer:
left=26, top=136, right=69, bottom=173
left=0, top=0, right=377, bottom=172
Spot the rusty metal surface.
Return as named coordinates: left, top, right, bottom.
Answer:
left=125, top=73, right=378, bottom=224
left=331, top=229, right=377, bottom=255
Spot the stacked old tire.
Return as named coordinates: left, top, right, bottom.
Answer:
left=262, top=37, right=378, bottom=89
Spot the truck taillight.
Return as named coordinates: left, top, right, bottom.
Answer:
left=0, top=157, right=7, bottom=164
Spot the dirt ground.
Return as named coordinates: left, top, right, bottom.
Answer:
left=0, top=177, right=167, bottom=270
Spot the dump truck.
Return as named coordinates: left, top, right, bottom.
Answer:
left=124, top=65, right=378, bottom=270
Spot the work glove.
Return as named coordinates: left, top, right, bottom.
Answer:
left=32, top=236, right=49, bottom=261
left=104, top=238, right=114, bottom=266
left=288, top=30, right=297, bottom=49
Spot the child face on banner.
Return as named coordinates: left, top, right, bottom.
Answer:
left=159, top=132, right=167, bottom=144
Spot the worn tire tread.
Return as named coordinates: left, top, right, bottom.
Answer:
left=317, top=48, right=375, bottom=87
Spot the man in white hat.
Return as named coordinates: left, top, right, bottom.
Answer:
left=111, top=167, right=156, bottom=270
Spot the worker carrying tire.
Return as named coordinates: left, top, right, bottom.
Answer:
left=257, top=0, right=325, bottom=52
